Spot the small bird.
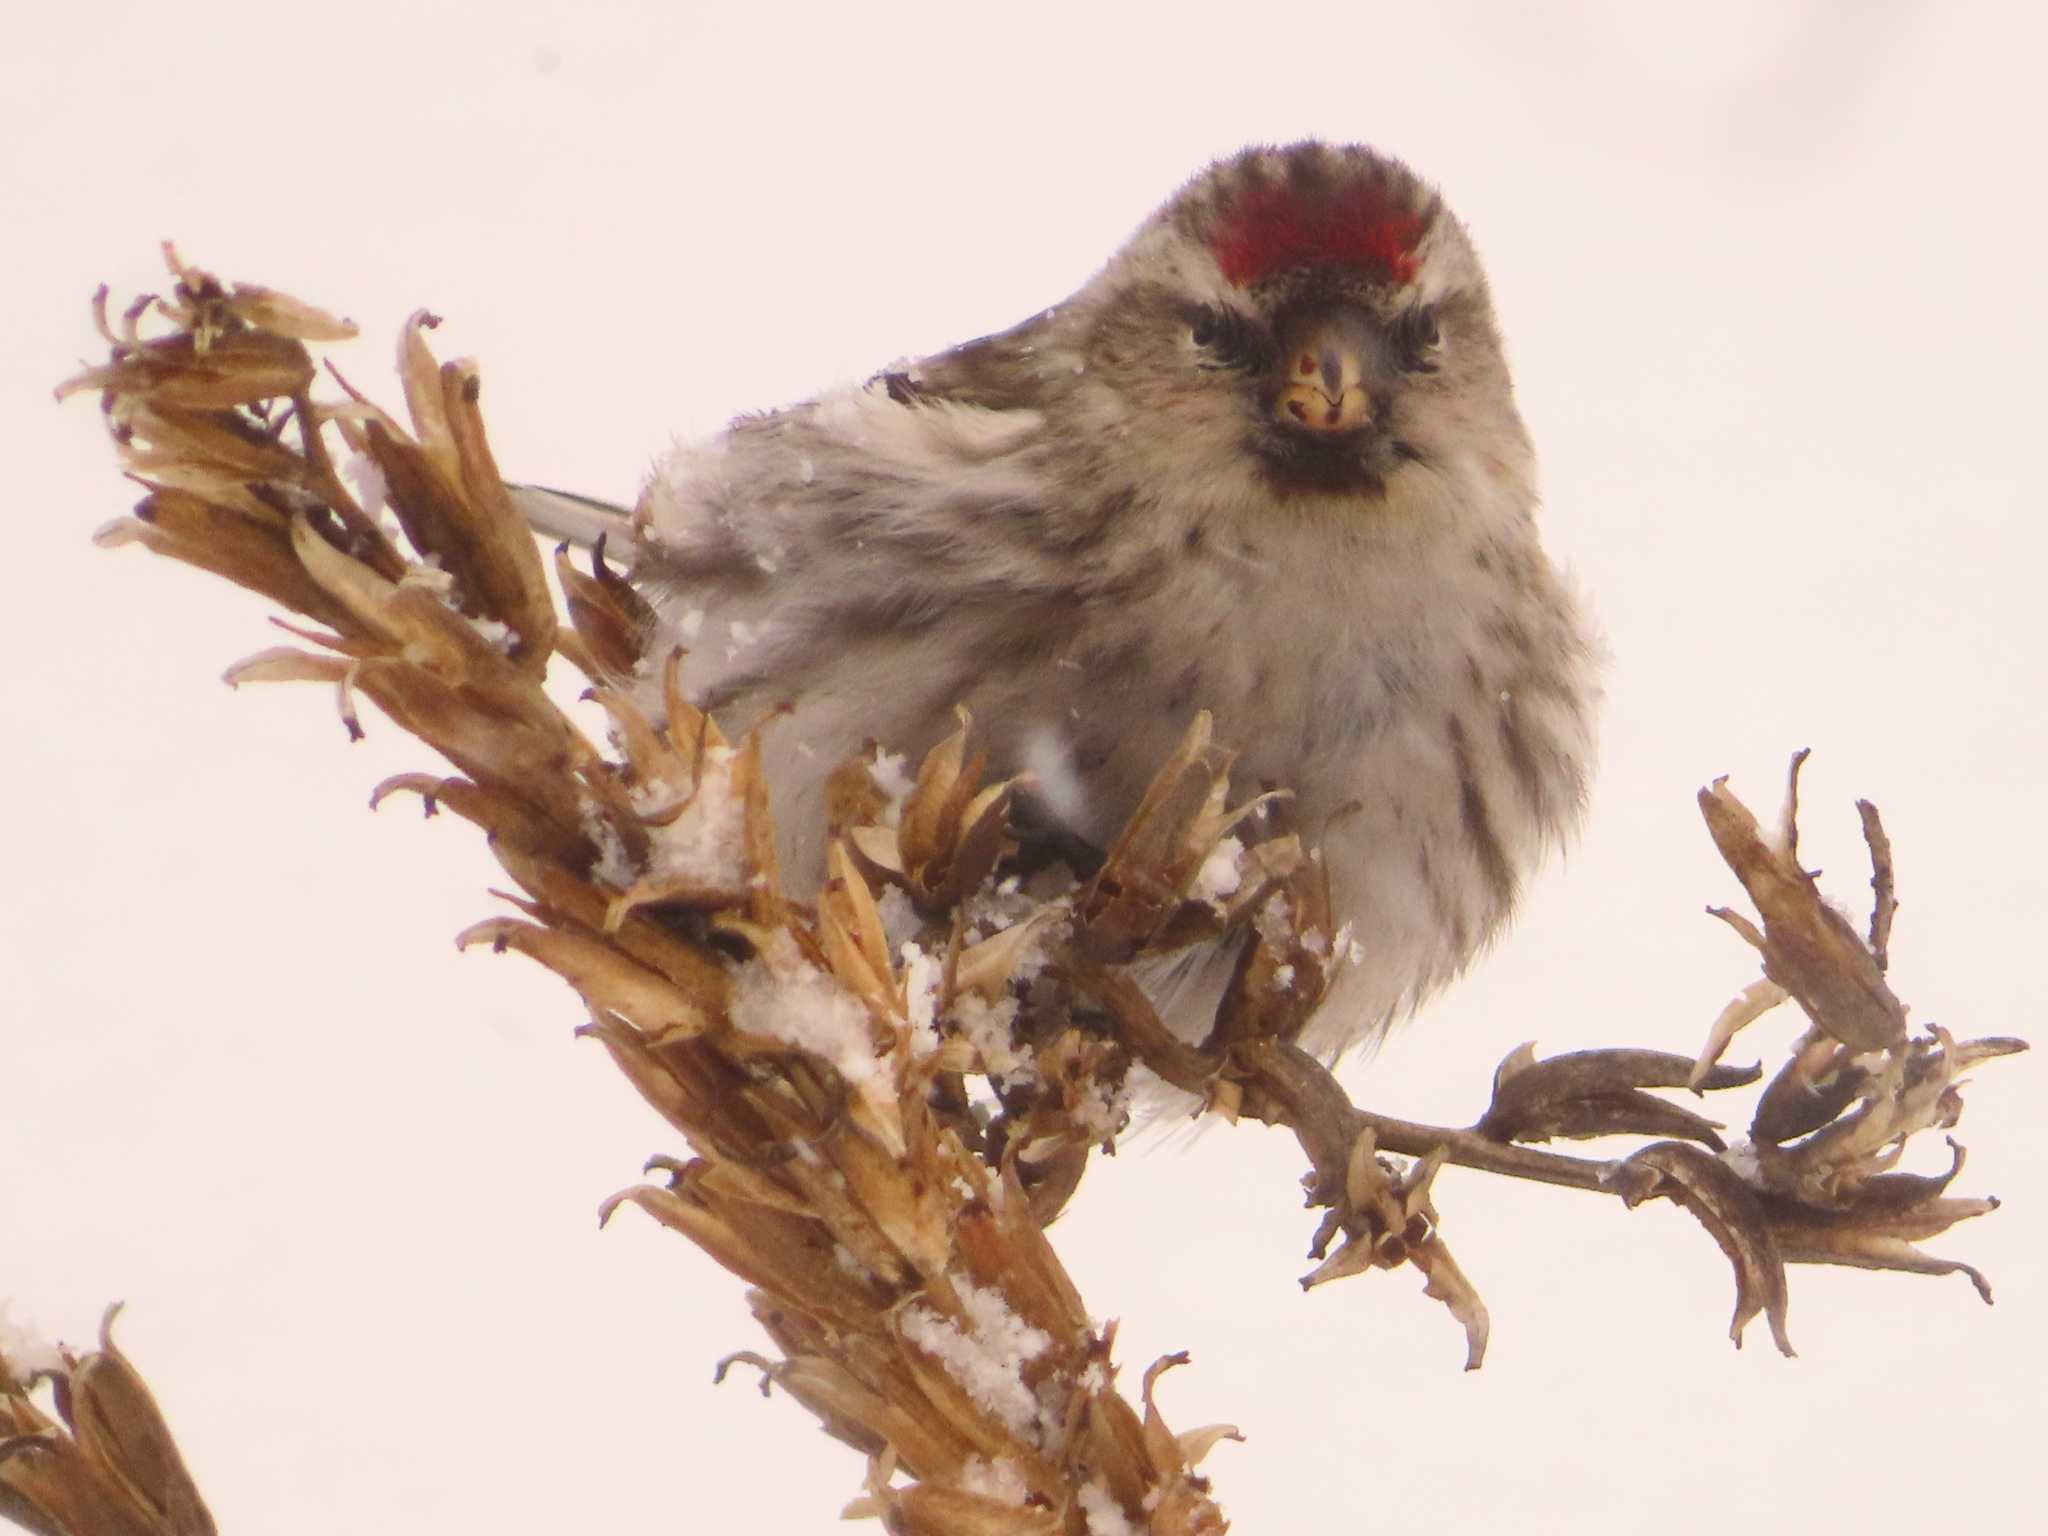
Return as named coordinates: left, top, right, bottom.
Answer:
left=518, top=141, right=1598, bottom=1057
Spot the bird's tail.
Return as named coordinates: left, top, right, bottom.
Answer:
left=508, top=484, right=645, bottom=562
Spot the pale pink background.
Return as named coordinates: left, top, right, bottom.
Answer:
left=6, top=3, right=2042, bottom=1531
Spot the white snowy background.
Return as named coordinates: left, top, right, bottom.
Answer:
left=6, top=3, right=2043, bottom=1531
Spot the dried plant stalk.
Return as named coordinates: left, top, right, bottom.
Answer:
left=0, top=1307, right=214, bottom=1536
left=18, top=249, right=2025, bottom=1533
left=52, top=248, right=1258, bottom=1535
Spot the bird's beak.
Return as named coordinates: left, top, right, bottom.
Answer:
left=1273, top=316, right=1374, bottom=434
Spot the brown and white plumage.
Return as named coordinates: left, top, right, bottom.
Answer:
left=518, top=141, right=1599, bottom=1056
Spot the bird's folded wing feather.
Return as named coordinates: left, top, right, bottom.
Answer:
left=509, top=483, right=646, bottom=564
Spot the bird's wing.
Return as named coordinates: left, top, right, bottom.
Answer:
left=508, top=484, right=647, bottom=564
left=874, top=306, right=1063, bottom=412
left=509, top=302, right=1060, bottom=554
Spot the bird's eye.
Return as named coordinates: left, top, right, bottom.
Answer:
left=1186, top=304, right=1269, bottom=370
left=1397, top=307, right=1443, bottom=372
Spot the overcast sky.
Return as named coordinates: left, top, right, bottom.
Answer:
left=6, top=3, right=2044, bottom=1532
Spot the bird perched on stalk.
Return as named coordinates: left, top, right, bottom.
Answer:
left=518, top=141, right=1598, bottom=1057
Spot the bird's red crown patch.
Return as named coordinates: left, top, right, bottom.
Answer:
left=1209, top=178, right=1426, bottom=289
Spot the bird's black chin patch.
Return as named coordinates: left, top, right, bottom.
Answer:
left=1248, top=426, right=1392, bottom=498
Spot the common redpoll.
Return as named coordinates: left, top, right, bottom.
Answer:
left=519, top=141, right=1599, bottom=1055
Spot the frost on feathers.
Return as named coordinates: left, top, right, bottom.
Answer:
left=1018, top=728, right=1089, bottom=834
left=725, top=618, right=767, bottom=662
left=870, top=750, right=917, bottom=827
left=573, top=145, right=1598, bottom=1069
left=899, top=1276, right=1051, bottom=1443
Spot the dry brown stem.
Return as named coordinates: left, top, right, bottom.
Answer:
left=0, top=1307, right=214, bottom=1536
left=12, top=251, right=2025, bottom=1534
